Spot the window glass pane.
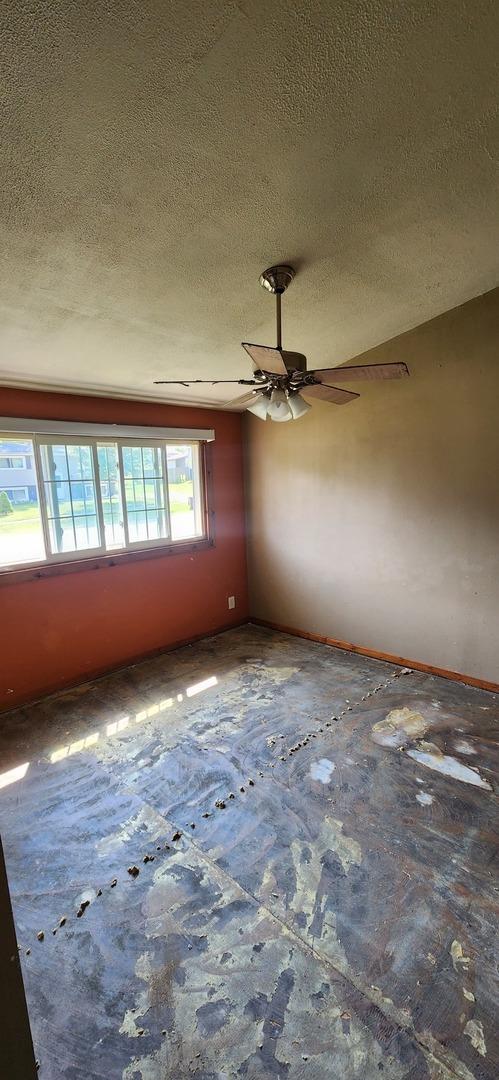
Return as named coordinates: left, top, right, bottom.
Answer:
left=133, top=479, right=146, bottom=510
left=142, top=446, right=155, bottom=476
left=43, top=442, right=68, bottom=481
left=40, top=442, right=101, bottom=555
left=122, top=445, right=144, bottom=479
left=121, top=446, right=131, bottom=477
left=146, top=509, right=165, bottom=539
left=97, top=443, right=125, bottom=550
left=48, top=515, right=99, bottom=553
left=67, top=444, right=93, bottom=480
left=127, top=510, right=148, bottom=543
left=167, top=444, right=204, bottom=540
left=120, top=444, right=169, bottom=543
left=145, top=477, right=165, bottom=509
left=0, top=437, right=46, bottom=566
left=127, top=507, right=168, bottom=543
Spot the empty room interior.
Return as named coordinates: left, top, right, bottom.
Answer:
left=1, top=2, right=498, bottom=1078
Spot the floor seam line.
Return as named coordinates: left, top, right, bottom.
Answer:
left=175, top=827, right=470, bottom=1080
left=12, top=643, right=484, bottom=1080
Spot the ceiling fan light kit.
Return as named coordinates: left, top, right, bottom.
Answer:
left=288, top=391, right=311, bottom=419
left=268, top=387, right=293, bottom=421
left=154, top=264, right=410, bottom=419
left=246, top=387, right=311, bottom=422
left=247, top=393, right=271, bottom=419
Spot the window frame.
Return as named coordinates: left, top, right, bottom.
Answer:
left=34, top=434, right=106, bottom=563
left=116, top=438, right=172, bottom=552
left=0, top=430, right=212, bottom=576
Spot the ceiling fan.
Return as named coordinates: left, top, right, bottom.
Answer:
left=154, top=265, right=410, bottom=421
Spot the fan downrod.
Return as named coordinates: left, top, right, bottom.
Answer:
left=259, top=265, right=295, bottom=294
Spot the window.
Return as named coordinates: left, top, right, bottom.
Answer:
left=0, top=432, right=208, bottom=570
left=167, top=443, right=204, bottom=540
left=121, top=442, right=170, bottom=545
left=97, top=443, right=125, bottom=550
left=0, top=438, right=46, bottom=566
left=39, top=440, right=101, bottom=555
left=0, top=455, right=27, bottom=469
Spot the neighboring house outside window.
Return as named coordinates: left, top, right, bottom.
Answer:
left=1, top=487, right=29, bottom=503
left=166, top=447, right=192, bottom=483
left=0, top=440, right=38, bottom=504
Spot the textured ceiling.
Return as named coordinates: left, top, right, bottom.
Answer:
left=1, top=0, right=498, bottom=407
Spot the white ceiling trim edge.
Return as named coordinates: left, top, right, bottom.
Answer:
left=0, top=417, right=215, bottom=442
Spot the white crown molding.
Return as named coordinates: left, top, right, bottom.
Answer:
left=0, top=375, right=243, bottom=411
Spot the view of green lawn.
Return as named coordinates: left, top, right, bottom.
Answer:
left=0, top=479, right=196, bottom=564
left=0, top=503, right=42, bottom=534
left=0, top=480, right=193, bottom=532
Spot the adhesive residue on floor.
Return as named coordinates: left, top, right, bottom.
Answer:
left=450, top=940, right=471, bottom=973
left=371, top=707, right=429, bottom=747
left=415, top=791, right=433, bottom=806
left=310, top=759, right=335, bottom=784
left=453, top=739, right=477, bottom=755
left=406, top=743, right=492, bottom=790
left=464, top=1019, right=487, bottom=1057
left=371, top=707, right=493, bottom=791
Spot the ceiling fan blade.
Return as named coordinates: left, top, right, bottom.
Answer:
left=242, top=343, right=288, bottom=375
left=309, top=361, right=409, bottom=383
left=153, top=378, right=259, bottom=385
left=301, top=383, right=359, bottom=405
left=224, top=390, right=264, bottom=408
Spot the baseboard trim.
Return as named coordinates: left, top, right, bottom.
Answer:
left=5, top=615, right=497, bottom=713
left=251, top=618, right=499, bottom=694
left=0, top=618, right=249, bottom=714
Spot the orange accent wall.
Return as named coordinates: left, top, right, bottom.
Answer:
left=0, top=388, right=248, bottom=710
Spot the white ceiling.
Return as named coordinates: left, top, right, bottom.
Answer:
left=1, top=0, right=498, bottom=407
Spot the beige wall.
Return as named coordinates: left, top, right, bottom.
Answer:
left=244, top=288, right=499, bottom=683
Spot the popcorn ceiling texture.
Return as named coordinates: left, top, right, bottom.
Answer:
left=0, top=0, right=498, bottom=405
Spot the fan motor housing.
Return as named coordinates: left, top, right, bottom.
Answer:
left=259, top=265, right=295, bottom=294
left=281, top=349, right=307, bottom=373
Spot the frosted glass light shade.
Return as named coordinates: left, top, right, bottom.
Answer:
left=288, top=392, right=311, bottom=419
left=247, top=394, right=270, bottom=419
left=267, top=388, right=293, bottom=422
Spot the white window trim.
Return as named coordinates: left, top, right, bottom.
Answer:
left=0, top=417, right=215, bottom=442
left=0, top=430, right=210, bottom=571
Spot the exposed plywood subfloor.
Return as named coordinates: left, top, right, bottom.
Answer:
left=0, top=624, right=497, bottom=1078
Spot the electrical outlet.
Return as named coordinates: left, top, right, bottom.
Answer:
left=228, top=595, right=236, bottom=610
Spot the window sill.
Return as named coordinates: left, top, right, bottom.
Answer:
left=0, top=537, right=215, bottom=585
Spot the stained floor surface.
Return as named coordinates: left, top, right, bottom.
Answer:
left=0, top=625, right=497, bottom=1079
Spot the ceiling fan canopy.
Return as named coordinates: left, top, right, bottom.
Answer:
left=154, top=264, right=410, bottom=420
